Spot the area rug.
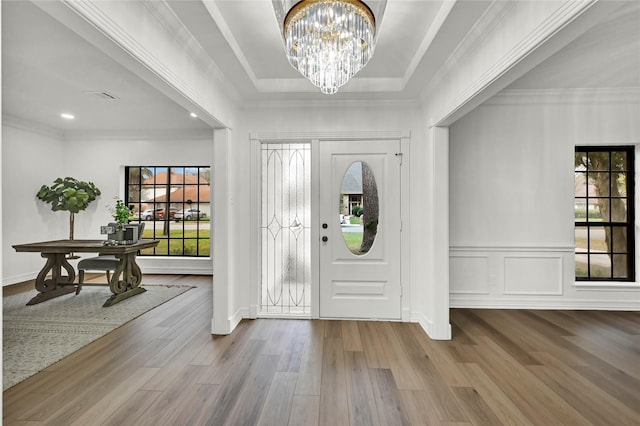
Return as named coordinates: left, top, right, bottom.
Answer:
left=2, top=285, right=191, bottom=390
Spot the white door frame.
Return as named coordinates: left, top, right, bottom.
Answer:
left=249, top=131, right=411, bottom=321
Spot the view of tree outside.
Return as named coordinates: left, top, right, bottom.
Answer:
left=360, top=162, right=379, bottom=253
left=126, top=166, right=211, bottom=257
left=575, top=147, right=634, bottom=280
left=340, top=161, right=379, bottom=255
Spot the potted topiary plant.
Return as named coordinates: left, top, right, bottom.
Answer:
left=37, top=177, right=101, bottom=240
left=108, top=199, right=130, bottom=241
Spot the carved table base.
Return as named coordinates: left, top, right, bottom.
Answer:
left=13, top=239, right=159, bottom=307
left=27, top=253, right=78, bottom=305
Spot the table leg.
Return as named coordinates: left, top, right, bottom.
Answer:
left=27, top=253, right=78, bottom=305
left=103, top=252, right=146, bottom=307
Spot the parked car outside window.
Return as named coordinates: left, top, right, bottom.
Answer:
left=135, top=208, right=162, bottom=221
left=175, top=209, right=206, bottom=221
left=157, top=207, right=178, bottom=219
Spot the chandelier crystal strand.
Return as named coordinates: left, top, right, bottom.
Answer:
left=283, top=0, right=375, bottom=94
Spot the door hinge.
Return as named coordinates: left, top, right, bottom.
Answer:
left=395, top=152, right=403, bottom=165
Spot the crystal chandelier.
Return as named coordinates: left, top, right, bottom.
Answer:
left=273, top=0, right=385, bottom=94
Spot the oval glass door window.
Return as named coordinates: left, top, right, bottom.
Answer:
left=339, top=161, right=379, bottom=255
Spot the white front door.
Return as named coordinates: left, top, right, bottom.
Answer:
left=319, top=140, right=402, bottom=319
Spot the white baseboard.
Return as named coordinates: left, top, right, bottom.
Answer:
left=3, top=271, right=40, bottom=286
left=411, top=310, right=452, bottom=340
left=211, top=307, right=250, bottom=335
left=450, top=297, right=640, bottom=311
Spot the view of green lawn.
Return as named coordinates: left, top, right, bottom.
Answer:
left=140, top=228, right=211, bottom=256
left=342, top=232, right=363, bottom=254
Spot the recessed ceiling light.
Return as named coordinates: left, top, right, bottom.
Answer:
left=60, top=113, right=75, bottom=120
left=190, top=112, right=198, bottom=118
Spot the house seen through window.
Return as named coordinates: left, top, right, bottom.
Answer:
left=126, top=166, right=211, bottom=257
left=574, top=147, right=634, bottom=281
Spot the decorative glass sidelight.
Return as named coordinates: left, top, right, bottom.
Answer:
left=261, top=143, right=311, bottom=315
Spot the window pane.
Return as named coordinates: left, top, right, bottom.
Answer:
left=610, top=199, right=627, bottom=223
left=575, top=202, right=587, bottom=222
left=612, top=151, right=629, bottom=171
left=575, top=256, right=589, bottom=277
left=613, top=254, right=630, bottom=279
left=610, top=227, right=628, bottom=252
left=587, top=152, right=609, bottom=170
left=613, top=172, right=627, bottom=197
left=587, top=173, right=610, bottom=197
left=589, top=226, right=607, bottom=252
left=575, top=227, right=588, bottom=253
left=588, top=200, right=608, bottom=221
left=589, top=255, right=611, bottom=278
left=199, top=239, right=211, bottom=256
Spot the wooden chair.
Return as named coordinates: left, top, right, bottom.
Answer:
left=77, top=222, right=145, bottom=293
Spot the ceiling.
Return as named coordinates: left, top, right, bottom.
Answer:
left=2, top=1, right=639, bottom=132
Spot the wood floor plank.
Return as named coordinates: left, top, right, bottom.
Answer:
left=341, top=321, right=364, bottom=352
left=277, top=320, right=308, bottom=373
left=450, top=387, right=503, bottom=426
left=195, top=320, right=258, bottom=385
left=391, top=322, right=468, bottom=422
left=319, top=337, right=349, bottom=426
left=294, top=320, right=325, bottom=396
left=257, top=372, right=298, bottom=426
left=368, top=368, right=411, bottom=426
left=344, top=351, right=380, bottom=426
left=202, top=339, right=267, bottom=425
left=398, top=390, right=440, bottom=426
left=288, top=395, right=320, bottom=426
left=101, top=390, right=163, bottom=426
left=459, top=363, right=534, bottom=426
left=405, top=323, right=471, bottom=388
left=224, top=354, right=280, bottom=426
left=66, top=367, right=159, bottom=425
left=357, top=321, right=392, bottom=369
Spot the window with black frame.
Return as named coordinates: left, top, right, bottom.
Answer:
left=574, top=147, right=634, bottom=281
left=126, top=166, right=211, bottom=257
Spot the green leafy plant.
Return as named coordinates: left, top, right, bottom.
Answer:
left=37, top=177, right=101, bottom=213
left=110, top=199, right=130, bottom=226
left=37, top=177, right=101, bottom=240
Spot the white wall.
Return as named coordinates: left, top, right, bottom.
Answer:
left=449, top=89, right=640, bottom=309
left=2, top=124, right=67, bottom=284
left=2, top=125, right=215, bottom=285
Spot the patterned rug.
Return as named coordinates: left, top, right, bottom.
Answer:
left=2, top=285, right=191, bottom=390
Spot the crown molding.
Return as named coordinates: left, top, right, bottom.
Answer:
left=62, top=128, right=214, bottom=142
left=244, top=98, right=420, bottom=110
left=485, top=87, right=640, bottom=105
left=2, top=114, right=65, bottom=140
left=250, top=130, right=410, bottom=142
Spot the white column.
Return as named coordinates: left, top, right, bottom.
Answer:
left=212, top=128, right=232, bottom=334
left=430, top=126, right=452, bottom=340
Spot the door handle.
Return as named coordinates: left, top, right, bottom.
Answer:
left=322, top=236, right=328, bottom=242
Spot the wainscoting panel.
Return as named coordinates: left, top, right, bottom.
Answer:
left=503, top=255, right=563, bottom=295
left=449, top=245, right=583, bottom=308
left=450, top=255, right=490, bottom=294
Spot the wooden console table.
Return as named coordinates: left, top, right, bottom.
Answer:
left=13, top=239, right=159, bottom=307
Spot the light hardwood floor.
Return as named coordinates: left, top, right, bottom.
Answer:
left=3, top=274, right=640, bottom=425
